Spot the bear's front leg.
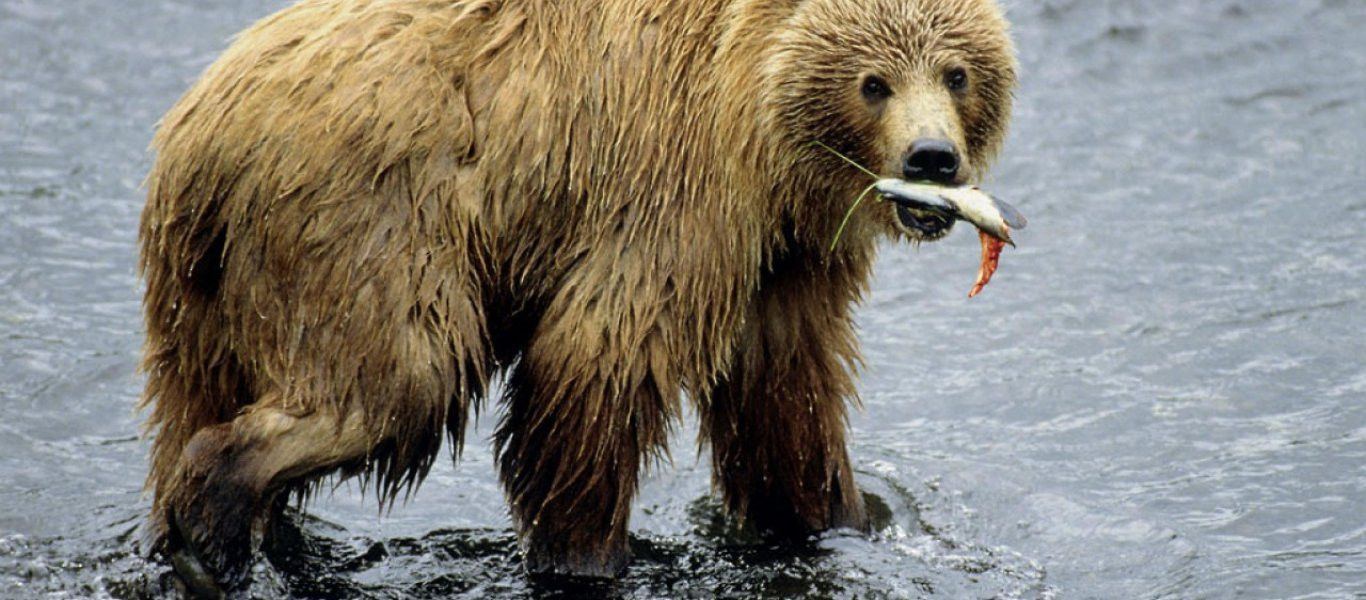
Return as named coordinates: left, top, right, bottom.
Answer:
left=494, top=278, right=677, bottom=578
left=702, top=254, right=870, bottom=539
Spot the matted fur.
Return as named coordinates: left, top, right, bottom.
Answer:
left=139, top=0, right=1015, bottom=587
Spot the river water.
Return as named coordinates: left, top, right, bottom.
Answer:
left=2, top=0, right=1364, bottom=598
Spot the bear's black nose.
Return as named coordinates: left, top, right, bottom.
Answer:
left=902, top=139, right=960, bottom=183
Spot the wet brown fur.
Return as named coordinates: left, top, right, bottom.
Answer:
left=139, top=0, right=1015, bottom=587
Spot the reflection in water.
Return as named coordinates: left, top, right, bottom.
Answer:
left=2, top=0, right=1365, bottom=598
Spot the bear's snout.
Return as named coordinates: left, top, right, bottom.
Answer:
left=902, top=138, right=960, bottom=184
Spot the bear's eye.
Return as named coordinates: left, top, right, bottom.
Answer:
left=860, top=75, right=892, bottom=103
left=944, top=67, right=969, bottom=93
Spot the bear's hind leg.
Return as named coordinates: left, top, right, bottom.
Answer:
left=158, top=400, right=380, bottom=597
left=494, top=284, right=678, bottom=578
left=702, top=260, right=869, bottom=540
left=496, top=362, right=669, bottom=578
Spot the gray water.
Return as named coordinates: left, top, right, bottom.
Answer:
left=2, top=0, right=1364, bottom=598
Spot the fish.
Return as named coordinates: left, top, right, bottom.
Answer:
left=873, top=179, right=1027, bottom=297
left=873, top=179, right=1026, bottom=245
left=969, top=230, right=1006, bottom=299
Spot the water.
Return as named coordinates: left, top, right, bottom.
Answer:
left=2, top=0, right=1364, bottom=597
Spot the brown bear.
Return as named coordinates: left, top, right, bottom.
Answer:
left=138, top=0, right=1015, bottom=594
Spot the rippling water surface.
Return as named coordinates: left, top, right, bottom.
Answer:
left=2, top=0, right=1364, bottom=598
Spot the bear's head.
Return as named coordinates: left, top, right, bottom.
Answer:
left=764, top=0, right=1016, bottom=242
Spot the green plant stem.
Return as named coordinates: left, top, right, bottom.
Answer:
left=829, top=181, right=880, bottom=252
left=809, top=141, right=880, bottom=252
left=810, top=140, right=878, bottom=180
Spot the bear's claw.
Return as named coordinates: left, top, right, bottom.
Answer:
left=166, top=504, right=255, bottom=599
left=166, top=508, right=228, bottom=599
left=170, top=546, right=226, bottom=600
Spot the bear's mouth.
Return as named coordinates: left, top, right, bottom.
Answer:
left=893, top=203, right=954, bottom=239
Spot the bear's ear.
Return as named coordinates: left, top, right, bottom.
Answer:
left=724, top=0, right=808, bottom=24
left=717, top=0, right=811, bottom=60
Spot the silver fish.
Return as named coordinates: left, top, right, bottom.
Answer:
left=874, top=179, right=1027, bottom=245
